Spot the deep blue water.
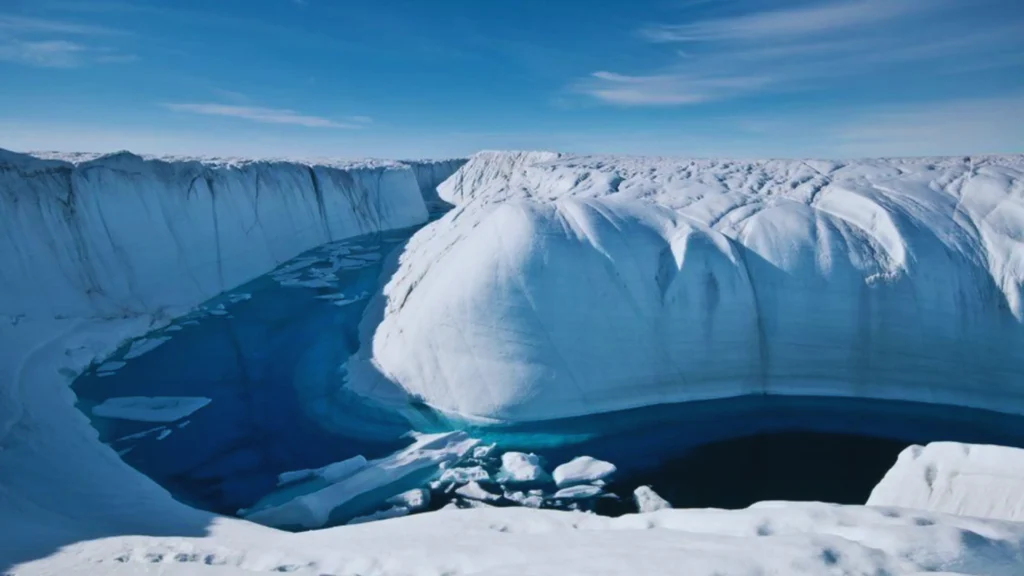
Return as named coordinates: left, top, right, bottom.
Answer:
left=72, top=221, right=1024, bottom=522
left=73, top=226, right=421, bottom=514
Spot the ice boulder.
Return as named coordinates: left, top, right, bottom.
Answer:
left=553, top=456, right=617, bottom=488
left=496, top=452, right=551, bottom=485
left=634, top=486, right=672, bottom=513
left=867, top=442, right=1024, bottom=521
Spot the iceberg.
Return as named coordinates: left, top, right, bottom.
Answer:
left=351, top=151, right=1024, bottom=422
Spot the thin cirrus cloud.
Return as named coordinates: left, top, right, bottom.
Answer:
left=584, top=71, right=770, bottom=106
left=0, top=14, right=135, bottom=68
left=580, top=0, right=1020, bottom=107
left=164, top=103, right=368, bottom=129
left=639, top=0, right=933, bottom=42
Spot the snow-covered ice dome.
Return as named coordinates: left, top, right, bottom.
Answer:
left=350, top=151, right=1024, bottom=422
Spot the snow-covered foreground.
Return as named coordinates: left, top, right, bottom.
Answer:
left=353, top=151, right=1024, bottom=421
left=3, top=149, right=1024, bottom=575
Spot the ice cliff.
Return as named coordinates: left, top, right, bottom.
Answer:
left=351, top=151, right=1024, bottom=422
left=0, top=150, right=463, bottom=321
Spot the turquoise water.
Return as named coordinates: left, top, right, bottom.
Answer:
left=72, top=226, right=423, bottom=514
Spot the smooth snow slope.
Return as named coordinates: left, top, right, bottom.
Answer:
left=0, top=149, right=464, bottom=572
left=352, top=151, right=1024, bottom=421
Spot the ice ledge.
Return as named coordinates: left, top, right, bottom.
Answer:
left=868, top=442, right=1024, bottom=521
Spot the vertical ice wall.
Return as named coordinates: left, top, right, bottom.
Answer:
left=402, top=159, right=469, bottom=209
left=0, top=149, right=440, bottom=321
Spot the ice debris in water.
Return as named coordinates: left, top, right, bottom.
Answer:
left=496, top=452, right=551, bottom=485
left=91, top=396, right=211, bottom=422
left=634, top=486, right=671, bottom=513
left=553, top=456, right=617, bottom=488
left=276, top=455, right=369, bottom=486
left=122, top=337, right=171, bottom=360
left=243, top=431, right=479, bottom=529
left=552, top=484, right=605, bottom=500
left=455, top=481, right=502, bottom=503
left=505, top=490, right=544, bottom=508
left=439, top=465, right=491, bottom=485
left=387, top=488, right=430, bottom=512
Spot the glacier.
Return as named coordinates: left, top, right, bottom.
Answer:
left=351, top=151, right=1024, bottom=422
left=4, top=147, right=1024, bottom=575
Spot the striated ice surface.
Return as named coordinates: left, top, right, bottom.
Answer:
left=350, top=151, right=1024, bottom=422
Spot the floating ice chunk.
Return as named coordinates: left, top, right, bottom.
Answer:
left=227, top=293, right=252, bottom=303
left=122, top=337, right=171, bottom=360
left=156, top=429, right=172, bottom=441
left=439, top=465, right=490, bottom=485
left=92, top=397, right=211, bottom=422
left=504, top=490, right=544, bottom=508
left=472, top=444, right=496, bottom=459
left=245, top=431, right=479, bottom=529
left=553, top=456, right=617, bottom=488
left=634, top=486, right=671, bottom=513
left=163, top=325, right=183, bottom=332
left=386, top=488, right=430, bottom=512
left=347, top=505, right=410, bottom=525
left=496, top=452, right=550, bottom=485
left=277, top=455, right=368, bottom=486
left=97, top=372, right=116, bottom=378
left=208, top=309, right=229, bottom=316
left=274, top=257, right=320, bottom=275
left=284, top=278, right=336, bottom=289
left=97, top=361, right=126, bottom=372
left=113, top=426, right=166, bottom=442
left=350, top=253, right=382, bottom=262
left=177, top=420, right=190, bottom=429
left=455, top=481, right=501, bottom=503
left=335, top=258, right=373, bottom=268
left=552, top=484, right=603, bottom=500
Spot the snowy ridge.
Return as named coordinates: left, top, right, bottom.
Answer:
left=352, top=151, right=1024, bottom=421
left=0, top=148, right=459, bottom=320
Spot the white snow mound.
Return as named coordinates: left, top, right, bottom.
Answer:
left=868, top=442, right=1024, bottom=521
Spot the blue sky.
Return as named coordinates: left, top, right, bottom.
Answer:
left=1, top=0, right=1023, bottom=159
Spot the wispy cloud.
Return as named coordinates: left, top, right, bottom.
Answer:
left=640, top=0, right=933, bottom=43
left=0, top=40, right=86, bottom=68
left=164, top=103, right=365, bottom=128
left=0, top=14, right=134, bottom=68
left=580, top=0, right=1022, bottom=107
left=0, top=14, right=126, bottom=36
left=582, top=71, right=769, bottom=105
